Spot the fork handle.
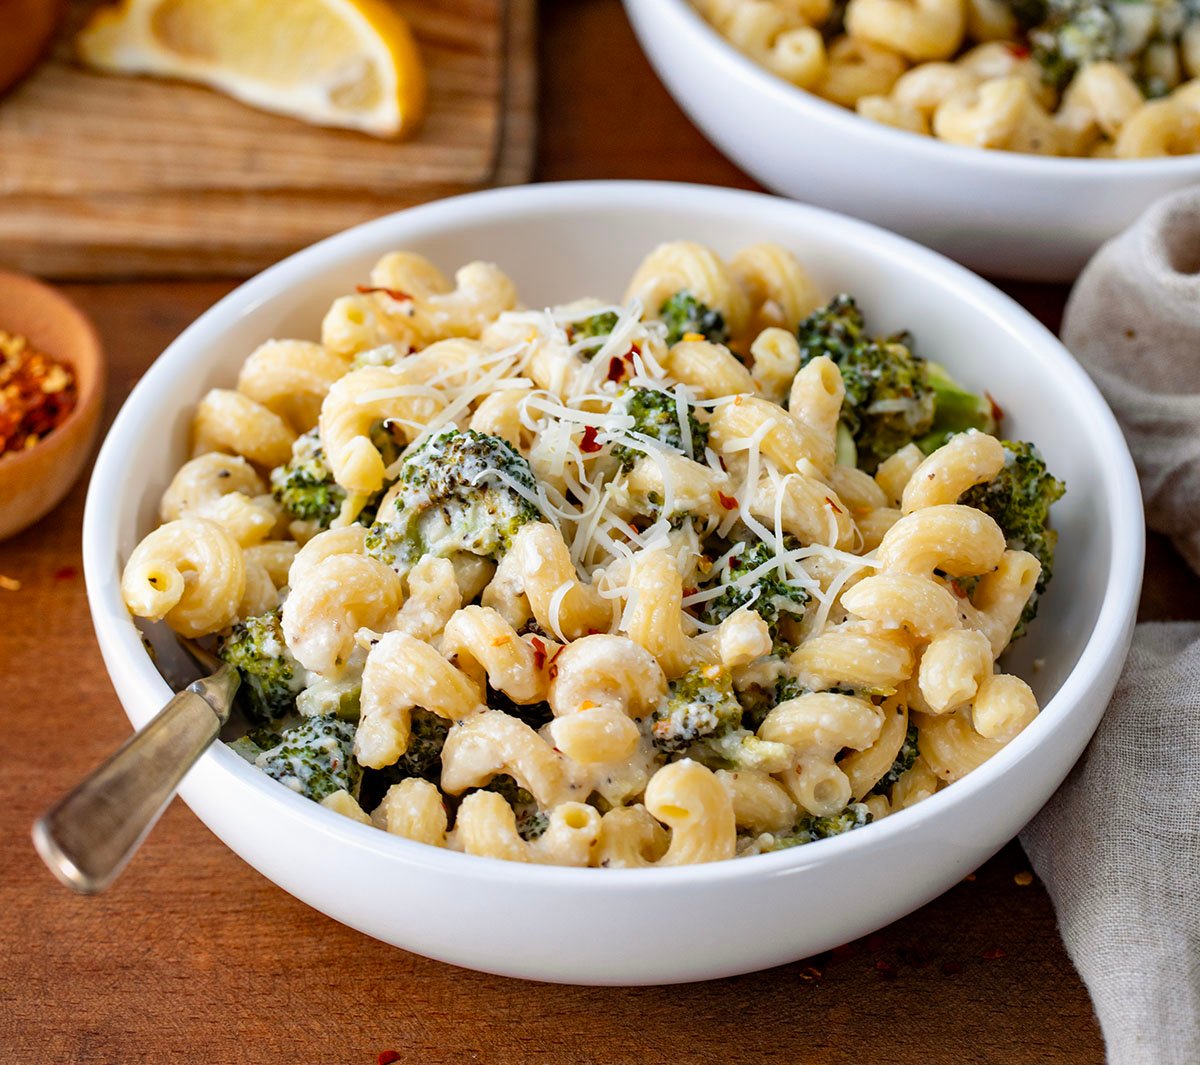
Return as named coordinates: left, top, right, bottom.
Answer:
left=32, top=666, right=239, bottom=895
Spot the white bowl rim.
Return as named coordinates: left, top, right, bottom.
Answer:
left=634, top=0, right=1200, bottom=177
left=84, top=179, right=1145, bottom=890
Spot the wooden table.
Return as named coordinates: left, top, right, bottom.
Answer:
left=5, top=2, right=1198, bottom=1061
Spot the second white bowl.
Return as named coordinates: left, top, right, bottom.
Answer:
left=624, top=0, right=1200, bottom=281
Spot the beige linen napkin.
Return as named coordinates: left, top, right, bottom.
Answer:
left=1018, top=186, right=1200, bottom=1064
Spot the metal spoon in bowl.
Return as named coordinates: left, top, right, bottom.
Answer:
left=32, top=639, right=239, bottom=894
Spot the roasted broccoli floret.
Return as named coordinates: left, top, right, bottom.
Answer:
left=871, top=724, right=920, bottom=795
left=271, top=426, right=399, bottom=528
left=653, top=666, right=793, bottom=772
left=611, top=386, right=709, bottom=468
left=355, top=709, right=450, bottom=811
left=658, top=290, right=730, bottom=347
left=797, top=295, right=935, bottom=473
left=751, top=802, right=874, bottom=852
left=270, top=429, right=346, bottom=528
left=482, top=774, right=547, bottom=841
left=917, top=362, right=999, bottom=453
left=699, top=541, right=810, bottom=650
left=253, top=715, right=360, bottom=803
left=568, top=309, right=620, bottom=353
left=486, top=683, right=554, bottom=730
left=1012, top=0, right=1195, bottom=94
left=218, top=609, right=305, bottom=726
left=365, top=428, right=541, bottom=575
left=960, top=440, right=1065, bottom=636
left=652, top=665, right=744, bottom=754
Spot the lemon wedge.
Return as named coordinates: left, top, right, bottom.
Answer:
left=76, top=0, right=425, bottom=139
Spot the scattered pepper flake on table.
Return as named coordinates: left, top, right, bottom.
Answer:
left=1014, top=870, right=1034, bottom=887
left=0, top=330, right=77, bottom=457
left=981, top=947, right=1007, bottom=961
left=376, top=1051, right=402, bottom=1065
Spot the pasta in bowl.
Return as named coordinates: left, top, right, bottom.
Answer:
left=86, top=183, right=1141, bottom=981
left=122, top=240, right=1065, bottom=868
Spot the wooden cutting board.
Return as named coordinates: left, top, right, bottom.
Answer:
left=0, top=0, right=536, bottom=278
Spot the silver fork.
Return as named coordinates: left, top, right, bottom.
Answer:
left=32, top=639, right=239, bottom=895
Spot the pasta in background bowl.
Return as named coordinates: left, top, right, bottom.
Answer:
left=84, top=182, right=1142, bottom=983
left=622, top=0, right=1200, bottom=280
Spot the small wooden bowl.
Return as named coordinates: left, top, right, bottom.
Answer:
left=0, top=270, right=105, bottom=541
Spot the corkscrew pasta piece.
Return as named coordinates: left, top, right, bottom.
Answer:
left=747, top=472, right=857, bottom=549
left=961, top=549, right=1042, bottom=654
left=933, top=76, right=1061, bottom=154
left=918, top=627, right=993, bottom=712
left=643, top=760, right=738, bottom=865
left=159, top=453, right=277, bottom=546
left=840, top=572, right=962, bottom=638
left=838, top=697, right=911, bottom=799
left=374, top=778, right=449, bottom=846
left=875, top=503, right=1006, bottom=577
left=1056, top=62, right=1145, bottom=156
left=846, top=0, right=965, bottom=61
left=749, top=328, right=804, bottom=405
left=901, top=430, right=1005, bottom=513
left=856, top=95, right=931, bottom=135
left=121, top=517, right=246, bottom=638
left=441, top=606, right=552, bottom=705
left=626, top=241, right=751, bottom=340
left=391, top=555, right=462, bottom=642
left=875, top=442, right=925, bottom=506
left=718, top=0, right=828, bottom=88
left=1115, top=95, right=1200, bottom=158
left=440, top=710, right=586, bottom=808
left=546, top=634, right=666, bottom=763
left=595, top=805, right=670, bottom=868
left=708, top=394, right=832, bottom=476
left=243, top=541, right=299, bottom=587
left=971, top=672, right=1038, bottom=741
left=356, top=630, right=485, bottom=769
left=482, top=522, right=611, bottom=641
left=283, top=539, right=405, bottom=671
left=730, top=243, right=822, bottom=334
left=788, top=627, right=914, bottom=691
left=760, top=693, right=884, bottom=815
left=318, top=366, right=436, bottom=496
left=191, top=388, right=296, bottom=469
left=664, top=339, right=755, bottom=400
left=912, top=707, right=1004, bottom=783
left=716, top=769, right=798, bottom=833
left=453, top=792, right=601, bottom=866
left=236, top=339, right=349, bottom=432
left=321, top=790, right=373, bottom=825
left=817, top=36, right=908, bottom=107
left=890, top=755, right=940, bottom=809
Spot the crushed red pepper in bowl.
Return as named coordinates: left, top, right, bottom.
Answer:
left=0, top=329, right=78, bottom=457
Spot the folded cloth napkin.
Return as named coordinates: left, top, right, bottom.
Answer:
left=1018, top=186, right=1200, bottom=1065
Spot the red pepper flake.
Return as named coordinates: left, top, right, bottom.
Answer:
left=874, top=959, right=897, bottom=980
left=717, top=492, right=738, bottom=511
left=1007, top=43, right=1030, bottom=59
left=54, top=565, right=77, bottom=581
left=986, top=391, right=1005, bottom=424
left=606, top=355, right=627, bottom=383
left=824, top=496, right=843, bottom=514
left=356, top=285, right=412, bottom=302
left=949, top=578, right=969, bottom=599
left=981, top=947, right=1006, bottom=961
left=377, top=1052, right=402, bottom=1065
left=546, top=645, right=565, bottom=680
left=580, top=426, right=602, bottom=453
left=0, top=331, right=78, bottom=457
left=530, top=636, right=547, bottom=671
left=682, top=587, right=698, bottom=599
left=963, top=872, right=977, bottom=883
left=941, top=960, right=963, bottom=976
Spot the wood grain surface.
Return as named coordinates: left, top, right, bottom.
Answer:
left=0, top=0, right=535, bottom=278
left=4, top=2, right=1199, bottom=1062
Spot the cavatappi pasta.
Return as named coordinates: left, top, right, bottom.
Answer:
left=694, top=0, right=1200, bottom=158
left=122, top=241, right=1065, bottom=867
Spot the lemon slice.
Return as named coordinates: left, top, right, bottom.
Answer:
left=76, top=0, right=425, bottom=139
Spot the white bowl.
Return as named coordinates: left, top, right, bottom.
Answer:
left=623, top=0, right=1200, bottom=282
left=84, top=181, right=1143, bottom=984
